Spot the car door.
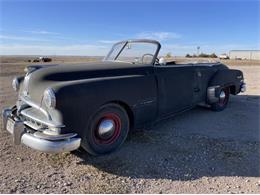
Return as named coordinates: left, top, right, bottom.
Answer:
left=155, top=64, right=197, bottom=117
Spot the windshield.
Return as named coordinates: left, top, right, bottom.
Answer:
left=104, top=41, right=159, bottom=64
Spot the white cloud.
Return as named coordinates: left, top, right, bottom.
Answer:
left=136, top=31, right=181, bottom=41
left=24, top=30, right=60, bottom=35
left=0, top=44, right=110, bottom=56
left=0, top=35, right=49, bottom=42
left=98, top=40, right=119, bottom=44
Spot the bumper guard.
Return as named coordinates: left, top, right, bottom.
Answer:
left=2, top=108, right=81, bottom=153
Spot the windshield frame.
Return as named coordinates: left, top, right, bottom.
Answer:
left=104, top=39, right=161, bottom=65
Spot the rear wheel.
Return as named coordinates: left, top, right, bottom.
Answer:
left=211, top=87, right=230, bottom=111
left=82, top=103, right=129, bottom=155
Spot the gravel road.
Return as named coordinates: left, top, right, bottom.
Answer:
left=0, top=63, right=259, bottom=193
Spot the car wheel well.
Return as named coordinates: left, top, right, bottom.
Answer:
left=229, top=85, right=236, bottom=95
left=105, top=100, right=134, bottom=131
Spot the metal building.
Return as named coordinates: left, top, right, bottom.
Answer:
left=229, top=50, right=260, bottom=60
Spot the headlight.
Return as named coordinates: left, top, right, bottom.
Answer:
left=12, top=77, right=20, bottom=92
left=43, top=88, right=56, bottom=108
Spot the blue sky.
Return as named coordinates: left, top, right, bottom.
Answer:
left=0, top=0, right=259, bottom=56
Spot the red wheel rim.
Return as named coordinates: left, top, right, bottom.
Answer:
left=94, top=113, right=121, bottom=145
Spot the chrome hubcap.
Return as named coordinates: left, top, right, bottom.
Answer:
left=97, top=119, right=115, bottom=140
left=219, top=91, right=226, bottom=100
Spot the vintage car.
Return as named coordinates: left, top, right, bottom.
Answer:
left=2, top=39, right=246, bottom=155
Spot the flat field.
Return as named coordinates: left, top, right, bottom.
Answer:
left=0, top=56, right=259, bottom=193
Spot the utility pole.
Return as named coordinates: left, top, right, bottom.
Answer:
left=197, top=46, right=200, bottom=56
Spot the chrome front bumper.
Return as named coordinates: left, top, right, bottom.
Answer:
left=2, top=108, right=81, bottom=153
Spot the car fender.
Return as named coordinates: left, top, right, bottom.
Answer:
left=209, top=69, right=243, bottom=93
left=51, top=74, right=157, bottom=136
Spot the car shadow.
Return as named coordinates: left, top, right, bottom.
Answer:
left=73, top=94, right=260, bottom=181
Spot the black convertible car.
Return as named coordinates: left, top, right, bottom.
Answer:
left=2, top=39, right=246, bottom=155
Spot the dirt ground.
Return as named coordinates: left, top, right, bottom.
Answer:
left=0, top=57, right=259, bottom=193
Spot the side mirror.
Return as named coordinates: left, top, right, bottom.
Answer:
left=159, top=57, right=166, bottom=65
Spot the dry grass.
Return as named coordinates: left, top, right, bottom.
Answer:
left=1, top=55, right=260, bottom=67
left=0, top=55, right=102, bottom=64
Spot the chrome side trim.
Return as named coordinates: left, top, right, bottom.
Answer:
left=155, top=63, right=221, bottom=68
left=20, top=95, right=51, bottom=120
left=156, top=65, right=193, bottom=68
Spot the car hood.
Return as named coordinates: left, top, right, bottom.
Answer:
left=23, top=61, right=151, bottom=105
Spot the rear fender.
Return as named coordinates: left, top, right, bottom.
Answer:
left=209, top=69, right=243, bottom=88
left=207, top=69, right=244, bottom=103
left=209, top=69, right=244, bottom=95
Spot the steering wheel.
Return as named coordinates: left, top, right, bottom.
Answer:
left=141, top=53, right=159, bottom=64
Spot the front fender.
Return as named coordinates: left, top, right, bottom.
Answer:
left=52, top=75, right=157, bottom=136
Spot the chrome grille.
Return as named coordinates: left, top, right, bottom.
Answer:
left=20, top=114, right=48, bottom=131
left=17, top=96, right=64, bottom=130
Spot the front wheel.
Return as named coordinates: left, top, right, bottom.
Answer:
left=211, top=87, right=230, bottom=111
left=82, top=103, right=129, bottom=155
